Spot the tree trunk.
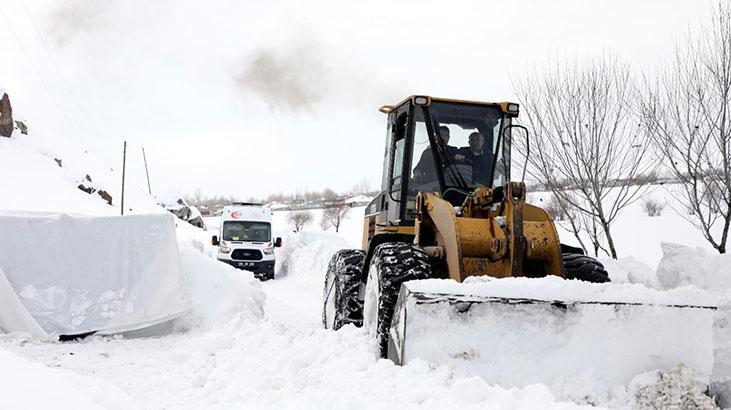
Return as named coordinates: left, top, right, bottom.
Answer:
left=718, top=211, right=730, bottom=254
left=600, top=218, right=618, bottom=259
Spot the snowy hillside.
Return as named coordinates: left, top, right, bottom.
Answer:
left=0, top=111, right=160, bottom=214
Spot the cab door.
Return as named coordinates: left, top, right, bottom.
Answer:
left=381, top=105, right=414, bottom=225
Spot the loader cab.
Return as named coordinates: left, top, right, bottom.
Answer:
left=375, top=96, right=518, bottom=226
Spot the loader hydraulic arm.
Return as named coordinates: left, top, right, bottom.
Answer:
left=414, top=182, right=563, bottom=282
left=504, top=182, right=526, bottom=278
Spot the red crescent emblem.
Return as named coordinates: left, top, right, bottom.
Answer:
left=231, top=211, right=241, bottom=219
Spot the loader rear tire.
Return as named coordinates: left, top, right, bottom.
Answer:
left=364, top=242, right=431, bottom=359
left=562, top=253, right=610, bottom=283
left=322, top=249, right=366, bottom=330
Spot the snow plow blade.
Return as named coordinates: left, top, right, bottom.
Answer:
left=388, top=278, right=716, bottom=395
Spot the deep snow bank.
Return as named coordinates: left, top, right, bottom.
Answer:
left=653, top=243, right=731, bottom=407
left=175, top=222, right=265, bottom=330
left=656, top=242, right=731, bottom=291
left=601, top=256, right=659, bottom=288
left=276, top=230, right=350, bottom=285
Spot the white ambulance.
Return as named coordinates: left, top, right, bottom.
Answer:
left=211, top=203, right=282, bottom=280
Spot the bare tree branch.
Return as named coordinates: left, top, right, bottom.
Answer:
left=514, top=52, right=656, bottom=259
left=639, top=0, right=731, bottom=253
left=287, top=211, right=313, bottom=233
left=320, top=202, right=350, bottom=233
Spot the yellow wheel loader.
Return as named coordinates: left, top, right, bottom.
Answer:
left=322, top=96, right=715, bottom=394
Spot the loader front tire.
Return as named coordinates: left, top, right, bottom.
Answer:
left=562, top=253, right=610, bottom=283
left=322, top=249, right=366, bottom=330
left=364, top=242, right=431, bottom=359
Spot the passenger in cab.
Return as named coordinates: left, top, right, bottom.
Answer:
left=458, top=132, right=492, bottom=186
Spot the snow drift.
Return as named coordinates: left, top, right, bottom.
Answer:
left=173, top=220, right=266, bottom=331
left=656, top=242, right=731, bottom=291
left=0, top=212, right=191, bottom=336
left=0, top=346, right=137, bottom=410
left=654, top=243, right=731, bottom=407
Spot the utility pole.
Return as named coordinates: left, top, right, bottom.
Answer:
left=142, top=147, right=152, bottom=195
left=121, top=141, right=127, bottom=215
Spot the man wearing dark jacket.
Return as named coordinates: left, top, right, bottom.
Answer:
left=458, top=132, right=492, bottom=186
left=413, top=126, right=462, bottom=181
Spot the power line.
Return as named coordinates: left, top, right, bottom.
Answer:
left=18, top=0, right=105, bottom=140
left=0, top=3, right=90, bottom=148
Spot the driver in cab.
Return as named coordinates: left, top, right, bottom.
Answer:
left=412, top=126, right=464, bottom=181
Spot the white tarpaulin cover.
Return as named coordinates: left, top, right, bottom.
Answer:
left=0, top=266, right=47, bottom=338
left=0, top=212, right=192, bottom=336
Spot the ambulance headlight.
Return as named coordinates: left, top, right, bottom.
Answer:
left=262, top=248, right=274, bottom=256
left=220, top=243, right=231, bottom=253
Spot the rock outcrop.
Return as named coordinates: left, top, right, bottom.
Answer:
left=0, top=92, right=13, bottom=138
left=77, top=174, right=113, bottom=205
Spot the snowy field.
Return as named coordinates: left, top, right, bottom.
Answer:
left=0, top=108, right=730, bottom=409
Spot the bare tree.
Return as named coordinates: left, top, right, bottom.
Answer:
left=544, top=191, right=611, bottom=257
left=351, top=178, right=371, bottom=195
left=544, top=193, right=593, bottom=255
left=643, top=199, right=665, bottom=217
left=321, top=202, right=350, bottom=232
left=322, top=188, right=339, bottom=202
left=287, top=211, right=313, bottom=232
left=514, top=53, right=656, bottom=259
left=640, top=1, right=731, bottom=253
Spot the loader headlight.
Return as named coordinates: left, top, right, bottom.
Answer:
left=262, top=248, right=274, bottom=256
left=507, top=103, right=519, bottom=113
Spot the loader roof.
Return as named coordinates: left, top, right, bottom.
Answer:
left=378, top=95, right=519, bottom=117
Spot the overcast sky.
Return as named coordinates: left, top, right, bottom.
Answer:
left=0, top=0, right=715, bottom=198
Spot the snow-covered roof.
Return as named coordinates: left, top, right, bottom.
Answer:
left=345, top=195, right=372, bottom=204
left=188, top=205, right=202, bottom=220
left=267, top=201, right=289, bottom=210
left=156, top=192, right=188, bottom=210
